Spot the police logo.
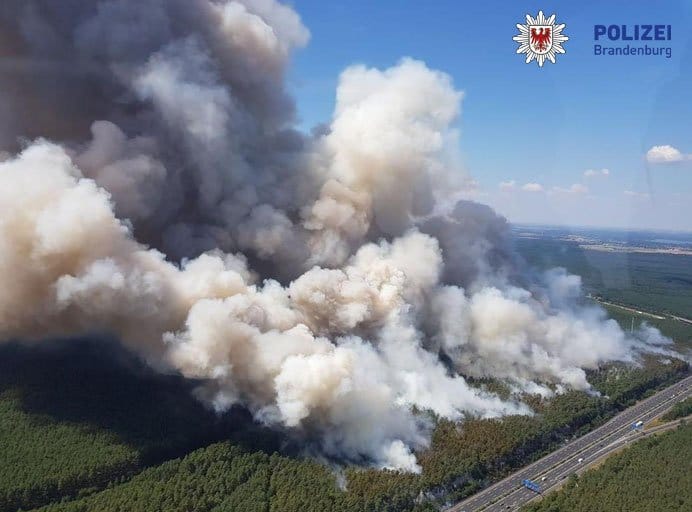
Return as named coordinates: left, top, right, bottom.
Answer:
left=514, top=11, right=569, bottom=67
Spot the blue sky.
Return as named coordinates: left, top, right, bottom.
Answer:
left=287, top=0, right=692, bottom=231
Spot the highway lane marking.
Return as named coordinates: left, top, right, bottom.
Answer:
left=521, top=417, right=688, bottom=508
left=517, top=390, right=691, bottom=492
left=448, top=376, right=692, bottom=512
left=452, top=392, right=691, bottom=512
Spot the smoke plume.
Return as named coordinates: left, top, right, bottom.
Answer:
left=0, top=0, right=675, bottom=470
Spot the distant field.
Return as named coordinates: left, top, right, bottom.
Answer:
left=598, top=302, right=692, bottom=351
left=514, top=236, right=692, bottom=348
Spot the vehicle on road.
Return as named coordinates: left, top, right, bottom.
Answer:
left=522, top=479, right=541, bottom=493
left=448, top=378, right=692, bottom=512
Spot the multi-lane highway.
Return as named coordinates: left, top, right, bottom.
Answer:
left=448, top=374, right=692, bottom=512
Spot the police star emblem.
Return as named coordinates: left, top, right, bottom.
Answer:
left=513, top=11, right=569, bottom=67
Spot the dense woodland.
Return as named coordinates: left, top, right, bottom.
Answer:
left=0, top=340, right=285, bottom=512
left=522, top=424, right=692, bottom=512
left=662, top=396, right=692, bottom=421
left=0, top=338, right=687, bottom=512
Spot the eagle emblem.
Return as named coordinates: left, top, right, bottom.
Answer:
left=514, top=11, right=568, bottom=67
left=530, top=26, right=552, bottom=54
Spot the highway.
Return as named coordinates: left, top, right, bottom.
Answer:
left=448, top=374, right=692, bottom=512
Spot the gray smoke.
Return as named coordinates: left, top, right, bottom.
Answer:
left=0, top=0, right=675, bottom=470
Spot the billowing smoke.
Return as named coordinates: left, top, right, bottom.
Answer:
left=0, top=0, right=675, bottom=470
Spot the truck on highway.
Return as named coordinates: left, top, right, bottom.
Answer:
left=522, top=479, right=541, bottom=494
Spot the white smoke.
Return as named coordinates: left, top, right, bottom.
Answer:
left=0, top=0, right=676, bottom=470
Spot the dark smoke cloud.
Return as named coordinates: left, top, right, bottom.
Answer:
left=0, top=0, right=677, bottom=470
